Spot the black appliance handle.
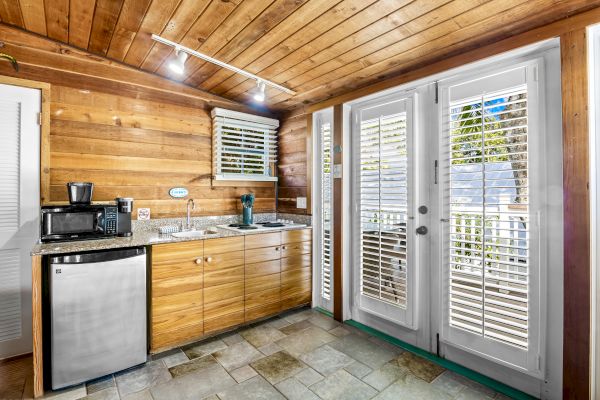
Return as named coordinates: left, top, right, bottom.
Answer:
left=50, top=247, right=146, bottom=264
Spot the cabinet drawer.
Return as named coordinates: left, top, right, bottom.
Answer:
left=281, top=241, right=311, bottom=258
left=204, top=236, right=244, bottom=254
left=204, top=311, right=245, bottom=334
left=152, top=321, right=204, bottom=351
left=152, top=241, right=203, bottom=264
left=281, top=292, right=311, bottom=310
left=152, top=305, right=203, bottom=333
left=204, top=297, right=244, bottom=320
left=246, top=273, right=280, bottom=294
left=245, top=287, right=280, bottom=309
left=245, top=232, right=281, bottom=249
left=152, top=290, right=203, bottom=317
left=153, top=274, right=203, bottom=298
left=281, top=268, right=311, bottom=285
left=203, top=250, right=244, bottom=270
left=204, top=281, right=244, bottom=304
left=282, top=229, right=311, bottom=244
left=245, top=246, right=281, bottom=264
left=281, top=278, right=311, bottom=299
left=204, top=265, right=244, bottom=288
left=245, top=301, right=281, bottom=322
left=152, top=258, right=203, bottom=281
left=245, top=259, right=280, bottom=279
left=281, top=254, right=311, bottom=272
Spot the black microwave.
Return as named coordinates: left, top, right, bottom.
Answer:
left=40, top=204, right=118, bottom=242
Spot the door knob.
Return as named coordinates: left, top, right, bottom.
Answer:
left=416, top=226, right=428, bottom=235
left=195, top=258, right=202, bottom=265
left=205, top=257, right=212, bottom=263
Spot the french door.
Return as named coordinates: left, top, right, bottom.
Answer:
left=350, top=94, right=419, bottom=329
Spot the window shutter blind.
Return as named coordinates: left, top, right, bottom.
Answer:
left=447, top=86, right=530, bottom=349
left=360, top=112, right=408, bottom=309
left=321, top=120, right=333, bottom=301
left=212, top=108, right=279, bottom=181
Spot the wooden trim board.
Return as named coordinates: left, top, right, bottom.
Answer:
left=31, top=255, right=43, bottom=398
left=332, top=104, right=343, bottom=321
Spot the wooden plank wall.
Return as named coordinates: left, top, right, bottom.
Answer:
left=277, top=108, right=309, bottom=215
left=0, top=24, right=275, bottom=219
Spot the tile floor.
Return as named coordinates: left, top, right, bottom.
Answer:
left=6, top=307, right=514, bottom=400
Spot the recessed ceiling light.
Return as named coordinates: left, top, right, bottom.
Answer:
left=169, top=49, right=188, bottom=75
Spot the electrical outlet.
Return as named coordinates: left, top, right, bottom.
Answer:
left=296, top=197, right=307, bottom=209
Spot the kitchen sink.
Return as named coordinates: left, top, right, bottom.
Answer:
left=171, top=228, right=218, bottom=238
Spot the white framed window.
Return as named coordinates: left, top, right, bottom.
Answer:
left=313, top=108, right=334, bottom=311
left=439, top=61, right=544, bottom=375
left=211, top=108, right=279, bottom=181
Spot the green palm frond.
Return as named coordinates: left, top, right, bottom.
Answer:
left=0, top=52, right=19, bottom=71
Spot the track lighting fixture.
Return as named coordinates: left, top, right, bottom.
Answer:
left=169, top=49, right=188, bottom=75
left=253, top=80, right=266, bottom=102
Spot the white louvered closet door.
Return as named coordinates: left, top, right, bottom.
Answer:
left=440, top=63, right=542, bottom=373
left=0, top=84, right=41, bottom=359
left=352, top=95, right=417, bottom=328
left=314, top=109, right=334, bottom=312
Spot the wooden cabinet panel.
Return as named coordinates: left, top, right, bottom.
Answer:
left=245, top=246, right=281, bottom=264
left=246, top=273, right=280, bottom=294
left=203, top=250, right=244, bottom=270
left=245, top=259, right=280, bottom=279
left=152, top=274, right=203, bottom=298
left=282, top=229, right=311, bottom=244
left=245, top=232, right=281, bottom=249
left=204, top=296, right=245, bottom=320
left=153, top=290, right=203, bottom=317
left=151, top=305, right=203, bottom=350
left=245, top=287, right=280, bottom=309
left=281, top=291, right=311, bottom=310
left=204, top=265, right=244, bottom=288
left=245, top=301, right=281, bottom=322
left=281, top=268, right=311, bottom=285
left=205, top=236, right=244, bottom=254
left=152, top=259, right=203, bottom=281
left=204, top=311, right=245, bottom=335
left=152, top=321, right=204, bottom=351
left=281, top=278, right=311, bottom=299
left=153, top=241, right=203, bottom=264
left=204, top=280, right=244, bottom=304
left=281, top=254, right=311, bottom=272
left=281, top=241, right=311, bottom=258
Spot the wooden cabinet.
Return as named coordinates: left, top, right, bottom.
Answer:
left=203, top=237, right=245, bottom=334
left=151, top=241, right=203, bottom=351
left=244, top=233, right=282, bottom=322
left=149, top=228, right=312, bottom=352
left=281, top=229, right=312, bottom=309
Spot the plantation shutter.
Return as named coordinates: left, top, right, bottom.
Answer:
left=442, top=64, right=541, bottom=371
left=321, top=118, right=333, bottom=303
left=354, top=96, right=415, bottom=328
left=212, top=108, right=279, bottom=181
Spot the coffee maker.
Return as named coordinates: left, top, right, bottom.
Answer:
left=116, top=197, right=133, bottom=237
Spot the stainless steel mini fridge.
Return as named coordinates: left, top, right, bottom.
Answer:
left=49, top=247, right=147, bottom=389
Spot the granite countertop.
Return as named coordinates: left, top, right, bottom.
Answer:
left=31, top=224, right=312, bottom=256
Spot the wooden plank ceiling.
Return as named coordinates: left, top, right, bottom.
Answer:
left=1, top=0, right=598, bottom=112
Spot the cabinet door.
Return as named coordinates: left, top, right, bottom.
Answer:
left=151, top=241, right=203, bottom=351
left=280, top=233, right=312, bottom=310
left=203, top=237, right=245, bottom=334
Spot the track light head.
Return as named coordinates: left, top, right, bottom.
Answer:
left=253, top=80, right=266, bottom=102
left=169, top=49, right=188, bottom=75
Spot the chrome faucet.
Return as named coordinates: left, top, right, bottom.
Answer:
left=186, top=199, right=195, bottom=230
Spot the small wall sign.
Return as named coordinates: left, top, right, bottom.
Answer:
left=137, top=208, right=150, bottom=220
left=169, top=187, right=189, bottom=198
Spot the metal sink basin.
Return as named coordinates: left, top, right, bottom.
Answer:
left=171, top=228, right=218, bottom=238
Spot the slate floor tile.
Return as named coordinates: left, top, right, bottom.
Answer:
left=455, top=386, right=496, bottom=399
left=155, top=349, right=189, bottom=368
left=344, top=361, right=373, bottom=379
left=275, top=326, right=336, bottom=357
left=230, top=365, right=258, bottom=383
left=251, top=351, right=306, bottom=384
left=241, top=325, right=287, bottom=348
left=308, top=313, right=340, bottom=330
left=115, top=360, right=171, bottom=398
left=41, top=384, right=87, bottom=400
left=275, top=377, right=320, bottom=400
left=362, top=362, right=408, bottom=391
left=217, top=375, right=285, bottom=400
left=430, top=371, right=468, bottom=397
left=213, top=340, right=263, bottom=371
left=121, top=389, right=153, bottom=400
left=265, top=317, right=291, bottom=330
left=310, top=369, right=378, bottom=400
left=258, top=342, right=283, bottom=356
left=168, top=355, right=218, bottom=377
left=282, top=308, right=315, bottom=324
left=279, top=319, right=314, bottom=335
left=394, top=352, right=444, bottom=383
left=81, top=387, right=119, bottom=400
left=221, top=332, right=245, bottom=345
left=299, top=345, right=355, bottom=376
left=372, top=373, right=452, bottom=400
left=445, top=371, right=497, bottom=398
left=329, top=334, right=399, bottom=369
left=183, top=338, right=228, bottom=359
left=86, top=374, right=115, bottom=394
left=150, top=364, right=235, bottom=400
left=329, top=326, right=351, bottom=337
left=295, top=367, right=324, bottom=386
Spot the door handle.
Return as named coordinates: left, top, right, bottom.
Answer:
left=416, top=226, right=428, bottom=235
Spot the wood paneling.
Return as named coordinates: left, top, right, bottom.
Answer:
left=278, top=109, right=309, bottom=214
left=0, top=25, right=275, bottom=218
left=31, top=255, right=42, bottom=398
left=561, top=28, right=591, bottom=400
left=3, top=1, right=597, bottom=110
